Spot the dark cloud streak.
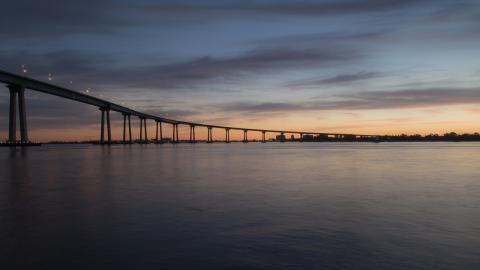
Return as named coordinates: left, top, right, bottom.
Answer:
left=1, top=46, right=361, bottom=91
left=0, top=0, right=453, bottom=38
left=97, top=47, right=360, bottom=89
left=287, top=72, right=383, bottom=87
left=218, top=88, right=480, bottom=113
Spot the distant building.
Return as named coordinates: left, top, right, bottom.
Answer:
left=303, top=134, right=314, bottom=141
left=276, top=134, right=286, bottom=141
left=343, top=135, right=356, bottom=141
left=315, top=134, right=328, bottom=141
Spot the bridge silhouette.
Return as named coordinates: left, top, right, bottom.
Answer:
left=1, top=69, right=379, bottom=145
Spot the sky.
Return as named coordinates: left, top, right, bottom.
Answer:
left=1, top=0, right=479, bottom=141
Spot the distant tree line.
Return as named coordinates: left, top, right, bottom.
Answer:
left=297, top=132, right=480, bottom=142
left=378, top=132, right=480, bottom=142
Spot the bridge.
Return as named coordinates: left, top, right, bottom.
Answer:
left=0, top=69, right=379, bottom=145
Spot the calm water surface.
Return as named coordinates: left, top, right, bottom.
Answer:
left=1, top=142, right=480, bottom=269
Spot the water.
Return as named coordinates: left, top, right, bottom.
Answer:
left=1, top=142, right=480, bottom=269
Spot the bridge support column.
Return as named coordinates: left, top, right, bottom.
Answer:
left=139, top=117, right=143, bottom=143
left=8, top=86, right=17, bottom=142
left=106, top=108, right=111, bottom=144
left=171, top=123, right=178, bottom=143
left=192, top=126, right=195, bottom=143
left=190, top=125, right=196, bottom=143
left=280, top=132, right=285, bottom=142
left=99, top=108, right=105, bottom=144
left=6, top=84, right=28, bottom=143
left=17, top=87, right=28, bottom=142
left=225, top=128, right=230, bottom=143
left=128, top=115, right=132, bottom=143
left=155, top=121, right=159, bottom=142
left=158, top=121, right=163, bottom=143
left=143, top=118, right=148, bottom=143
left=122, top=113, right=127, bottom=143
left=299, top=133, right=303, bottom=142
left=207, top=127, right=213, bottom=143
left=243, top=130, right=248, bottom=143
left=176, top=124, right=179, bottom=143
left=262, top=131, right=266, bottom=143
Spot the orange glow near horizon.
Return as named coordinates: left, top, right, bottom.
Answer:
left=1, top=103, right=478, bottom=142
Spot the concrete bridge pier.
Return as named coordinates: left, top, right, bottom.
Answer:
left=99, top=107, right=111, bottom=144
left=122, top=113, right=132, bottom=144
left=122, top=113, right=127, bottom=143
left=128, top=114, right=132, bottom=143
left=261, top=131, right=266, bottom=143
left=17, top=86, right=28, bottom=142
left=243, top=130, right=248, bottom=143
left=8, top=86, right=17, bottom=142
left=207, top=127, right=213, bottom=143
left=139, top=117, right=148, bottom=143
left=299, top=133, right=304, bottom=142
left=106, top=108, right=111, bottom=144
left=139, top=117, right=143, bottom=142
left=155, top=120, right=163, bottom=144
left=189, top=125, right=196, bottom=143
left=175, top=124, right=179, bottom=143
left=7, top=84, right=28, bottom=143
left=280, top=132, right=285, bottom=142
left=143, top=118, right=148, bottom=143
left=225, top=128, right=230, bottom=143
left=100, top=108, right=105, bottom=144
left=171, top=123, right=179, bottom=143
left=155, top=120, right=164, bottom=144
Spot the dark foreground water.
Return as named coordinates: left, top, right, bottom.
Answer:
left=1, top=142, right=480, bottom=269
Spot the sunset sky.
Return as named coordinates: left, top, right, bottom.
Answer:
left=1, top=0, right=479, bottom=141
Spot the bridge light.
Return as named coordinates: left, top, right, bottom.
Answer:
left=21, top=64, right=28, bottom=74
left=48, top=73, right=53, bottom=81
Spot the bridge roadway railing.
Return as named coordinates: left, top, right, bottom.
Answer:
left=0, top=69, right=379, bottom=144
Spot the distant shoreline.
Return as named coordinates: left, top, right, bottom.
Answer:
left=3, top=132, right=480, bottom=145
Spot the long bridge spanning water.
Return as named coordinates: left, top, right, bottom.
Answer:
left=1, top=69, right=379, bottom=145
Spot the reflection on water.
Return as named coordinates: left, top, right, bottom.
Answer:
left=1, top=143, right=480, bottom=269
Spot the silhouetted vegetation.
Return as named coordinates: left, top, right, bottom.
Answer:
left=296, top=132, right=480, bottom=142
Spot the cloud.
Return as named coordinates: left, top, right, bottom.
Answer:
left=0, top=0, right=131, bottom=38
left=1, top=46, right=361, bottom=91
left=429, top=1, right=480, bottom=23
left=256, top=31, right=388, bottom=48
left=101, top=47, right=360, bottom=89
left=287, top=72, right=383, bottom=87
left=467, top=108, right=480, bottom=114
left=0, top=0, right=447, bottom=39
left=217, top=88, right=480, bottom=113
left=129, top=0, right=433, bottom=18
